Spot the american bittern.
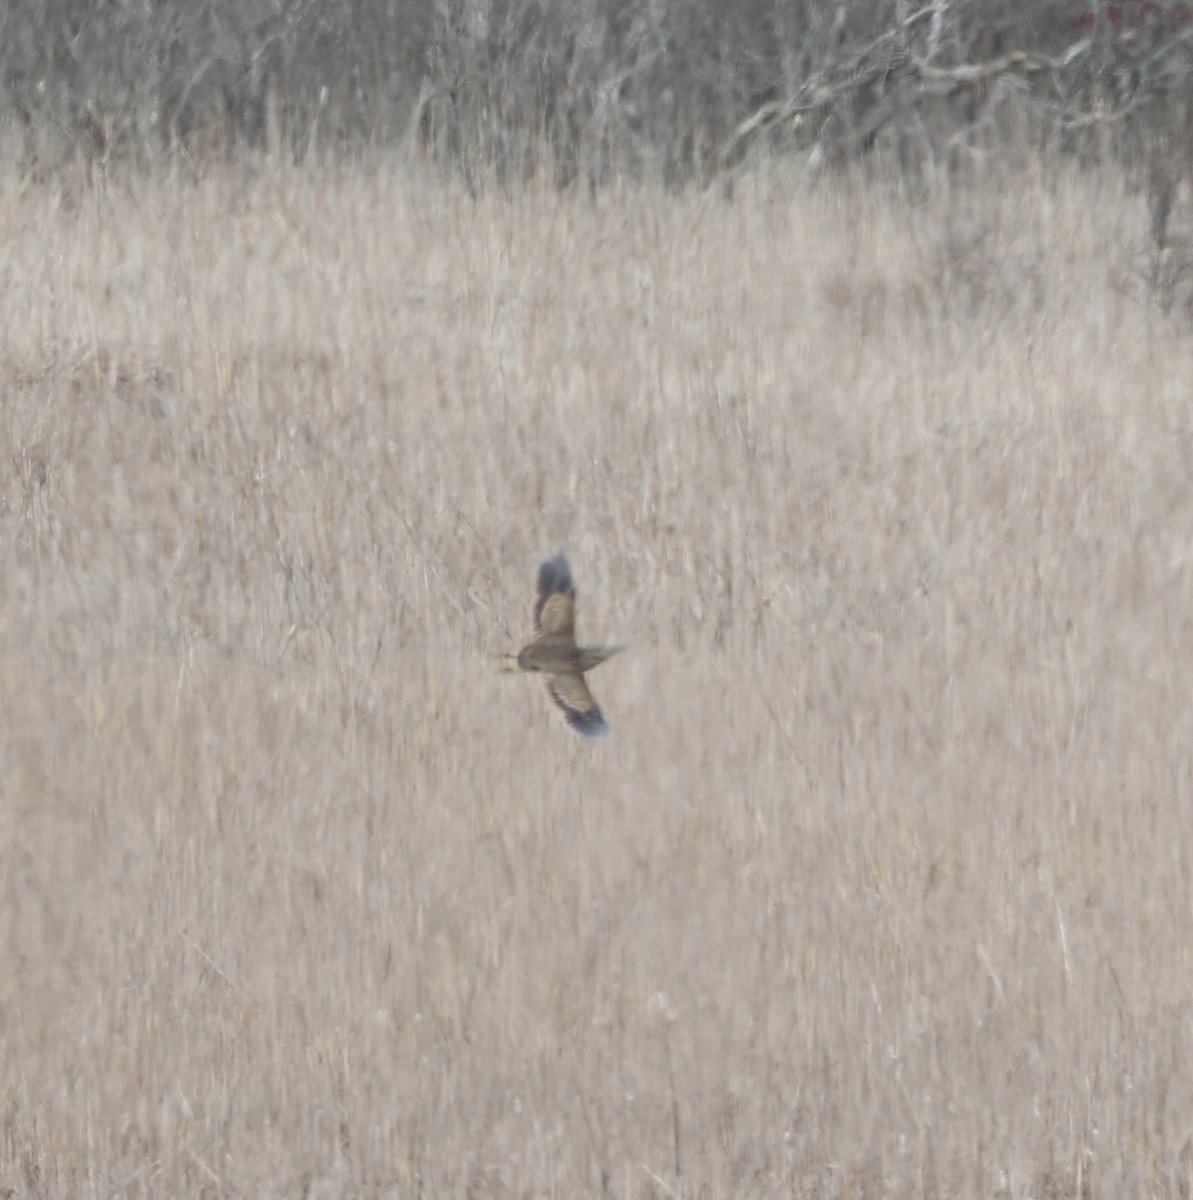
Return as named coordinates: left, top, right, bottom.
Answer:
left=498, top=553, right=623, bottom=738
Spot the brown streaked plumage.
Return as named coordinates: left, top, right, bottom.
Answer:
left=500, top=553, right=623, bottom=738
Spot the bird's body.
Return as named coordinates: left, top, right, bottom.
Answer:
left=516, top=643, right=620, bottom=674
left=502, top=554, right=622, bottom=738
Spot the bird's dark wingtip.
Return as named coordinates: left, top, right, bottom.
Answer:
left=537, top=553, right=574, bottom=599
left=564, top=707, right=611, bottom=739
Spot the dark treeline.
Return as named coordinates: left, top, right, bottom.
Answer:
left=1, top=0, right=1191, bottom=184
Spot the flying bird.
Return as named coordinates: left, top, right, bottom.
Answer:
left=498, top=554, right=623, bottom=738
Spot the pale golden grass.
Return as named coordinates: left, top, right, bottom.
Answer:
left=1, top=155, right=1192, bottom=1199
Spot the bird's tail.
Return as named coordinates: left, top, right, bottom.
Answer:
left=577, top=645, right=624, bottom=671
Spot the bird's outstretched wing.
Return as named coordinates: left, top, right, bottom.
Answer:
left=544, top=672, right=610, bottom=738
left=533, top=554, right=577, bottom=637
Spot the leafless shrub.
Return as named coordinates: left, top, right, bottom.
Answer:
left=720, top=0, right=1193, bottom=185
left=1136, top=140, right=1193, bottom=321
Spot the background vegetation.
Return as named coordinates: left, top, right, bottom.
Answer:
left=3, top=151, right=1193, bottom=1200
left=2, top=0, right=1192, bottom=185
left=3, top=2, right=1193, bottom=1198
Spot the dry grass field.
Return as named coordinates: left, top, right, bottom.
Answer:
left=1, top=153, right=1193, bottom=1199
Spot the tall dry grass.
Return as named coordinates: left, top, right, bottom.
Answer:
left=1, top=154, right=1192, bottom=1198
